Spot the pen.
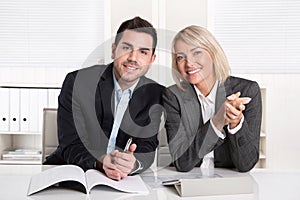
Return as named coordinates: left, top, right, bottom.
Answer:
left=123, top=137, right=132, bottom=152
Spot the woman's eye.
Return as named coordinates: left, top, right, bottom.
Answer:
left=193, top=51, right=202, bottom=56
left=176, top=55, right=184, bottom=62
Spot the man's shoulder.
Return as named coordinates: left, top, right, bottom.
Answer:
left=68, top=64, right=110, bottom=76
left=63, top=64, right=111, bottom=85
left=138, top=76, right=166, bottom=91
left=60, top=64, right=112, bottom=98
left=130, top=77, right=165, bottom=103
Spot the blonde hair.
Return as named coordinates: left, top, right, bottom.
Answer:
left=171, top=25, right=230, bottom=86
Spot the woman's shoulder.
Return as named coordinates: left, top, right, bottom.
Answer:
left=164, top=84, right=180, bottom=98
left=226, top=76, right=260, bottom=95
left=167, top=84, right=180, bottom=91
left=164, top=83, right=197, bottom=103
left=166, top=82, right=193, bottom=95
left=226, top=76, right=259, bottom=87
left=227, top=75, right=257, bottom=84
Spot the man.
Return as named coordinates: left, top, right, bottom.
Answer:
left=45, top=17, right=165, bottom=181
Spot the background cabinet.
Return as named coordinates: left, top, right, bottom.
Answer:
left=0, top=85, right=60, bottom=164
left=256, top=87, right=267, bottom=168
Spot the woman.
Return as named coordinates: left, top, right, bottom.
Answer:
left=163, top=25, right=262, bottom=172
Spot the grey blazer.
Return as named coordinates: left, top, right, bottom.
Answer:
left=163, top=76, right=262, bottom=172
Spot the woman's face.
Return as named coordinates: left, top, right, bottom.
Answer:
left=174, top=39, right=216, bottom=88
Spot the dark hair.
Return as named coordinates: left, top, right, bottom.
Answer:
left=115, top=16, right=157, bottom=55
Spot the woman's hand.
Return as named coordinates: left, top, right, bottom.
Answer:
left=225, top=92, right=251, bottom=129
left=212, top=92, right=251, bottom=130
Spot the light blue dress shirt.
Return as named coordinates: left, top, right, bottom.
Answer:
left=106, top=72, right=138, bottom=153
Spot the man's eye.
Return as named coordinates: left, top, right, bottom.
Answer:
left=122, top=46, right=130, bottom=51
left=140, top=50, right=148, bottom=55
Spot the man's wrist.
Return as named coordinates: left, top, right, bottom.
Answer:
left=95, top=155, right=106, bottom=169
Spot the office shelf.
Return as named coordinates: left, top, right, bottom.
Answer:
left=0, top=85, right=60, bottom=165
left=0, top=160, right=41, bottom=165
left=0, top=131, right=41, bottom=135
left=256, top=87, right=267, bottom=168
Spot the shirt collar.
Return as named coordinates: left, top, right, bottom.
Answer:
left=112, top=71, right=139, bottom=98
left=194, top=80, right=218, bottom=104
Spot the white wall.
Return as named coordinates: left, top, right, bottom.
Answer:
left=165, top=0, right=207, bottom=31
left=110, top=0, right=208, bottom=33
left=236, top=74, right=300, bottom=170
left=110, top=0, right=154, bottom=34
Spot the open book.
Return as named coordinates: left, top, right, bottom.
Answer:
left=27, top=165, right=149, bottom=195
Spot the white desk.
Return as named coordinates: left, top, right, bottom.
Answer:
left=0, top=165, right=300, bottom=200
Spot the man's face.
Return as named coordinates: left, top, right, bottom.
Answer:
left=112, top=30, right=156, bottom=88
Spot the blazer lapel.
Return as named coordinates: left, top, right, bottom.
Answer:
left=129, top=76, right=147, bottom=111
left=180, top=78, right=233, bottom=133
left=181, top=83, right=202, bottom=134
left=214, top=77, right=232, bottom=160
left=97, top=64, right=114, bottom=136
left=215, top=78, right=232, bottom=114
left=126, top=76, right=155, bottom=119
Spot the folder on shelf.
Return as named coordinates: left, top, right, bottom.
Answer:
left=28, top=89, right=38, bottom=132
left=9, top=88, right=20, bottom=132
left=27, top=89, right=49, bottom=133
left=20, top=89, right=30, bottom=132
left=37, top=89, right=48, bottom=132
left=0, top=88, right=9, bottom=132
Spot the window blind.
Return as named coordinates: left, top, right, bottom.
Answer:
left=0, top=0, right=105, bottom=69
left=211, top=0, right=300, bottom=73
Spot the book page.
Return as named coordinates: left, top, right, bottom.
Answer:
left=85, top=169, right=149, bottom=194
left=27, top=165, right=87, bottom=195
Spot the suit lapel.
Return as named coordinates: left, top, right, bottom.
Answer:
left=129, top=76, right=147, bottom=112
left=180, top=78, right=233, bottom=134
left=215, top=78, right=232, bottom=114
left=180, top=83, right=202, bottom=134
left=214, top=77, right=232, bottom=160
left=99, top=71, right=149, bottom=138
left=126, top=76, right=154, bottom=119
left=97, top=64, right=114, bottom=136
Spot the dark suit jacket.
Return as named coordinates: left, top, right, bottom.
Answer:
left=163, top=76, right=262, bottom=172
left=45, top=63, right=165, bottom=172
